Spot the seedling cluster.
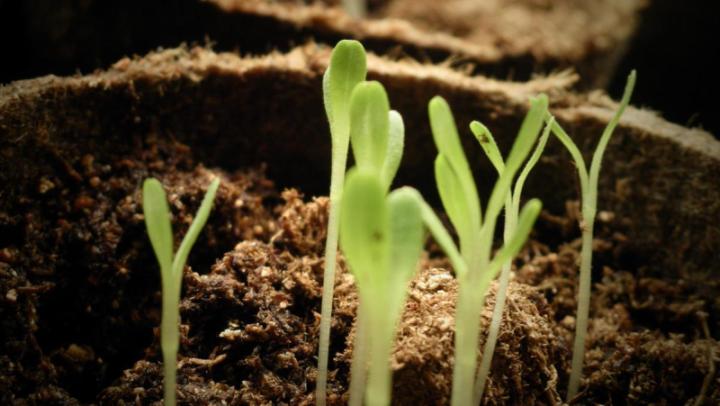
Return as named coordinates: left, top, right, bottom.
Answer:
left=313, top=39, right=636, bottom=406
left=141, top=38, right=635, bottom=406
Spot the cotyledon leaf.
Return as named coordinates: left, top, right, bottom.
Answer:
left=172, top=178, right=221, bottom=280
left=434, top=154, right=474, bottom=255
left=386, top=188, right=424, bottom=311
left=428, top=96, right=482, bottom=229
left=350, top=81, right=391, bottom=173
left=485, top=95, right=548, bottom=222
left=142, top=178, right=174, bottom=276
left=470, top=121, right=504, bottom=174
left=339, top=169, right=389, bottom=289
left=380, top=110, right=405, bottom=190
left=323, top=40, right=367, bottom=144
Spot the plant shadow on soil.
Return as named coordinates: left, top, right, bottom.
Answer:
left=1, top=134, right=718, bottom=405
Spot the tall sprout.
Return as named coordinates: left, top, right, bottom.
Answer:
left=316, top=39, right=367, bottom=406
left=340, top=171, right=423, bottom=406
left=428, top=95, right=547, bottom=406
left=551, top=71, right=636, bottom=400
left=142, top=177, right=220, bottom=406
left=342, top=78, right=407, bottom=406
left=471, top=118, right=554, bottom=403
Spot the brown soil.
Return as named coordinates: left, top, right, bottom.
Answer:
left=1, top=132, right=718, bottom=405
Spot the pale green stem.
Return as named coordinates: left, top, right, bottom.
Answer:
left=316, top=146, right=349, bottom=406
left=452, top=279, right=485, bottom=406
left=567, top=206, right=595, bottom=400
left=161, top=285, right=179, bottom=406
left=365, top=306, right=394, bottom=406
left=474, top=194, right=515, bottom=403
left=348, top=299, right=369, bottom=406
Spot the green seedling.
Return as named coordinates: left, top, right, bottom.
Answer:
left=552, top=70, right=636, bottom=401
left=428, top=95, right=547, bottom=406
left=340, top=169, right=423, bottom=406
left=344, top=78, right=406, bottom=406
left=316, top=39, right=367, bottom=406
left=471, top=117, right=554, bottom=403
left=142, top=177, right=220, bottom=406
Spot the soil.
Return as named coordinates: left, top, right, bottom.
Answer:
left=1, top=132, right=717, bottom=405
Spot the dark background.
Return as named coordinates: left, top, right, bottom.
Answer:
left=1, top=0, right=718, bottom=138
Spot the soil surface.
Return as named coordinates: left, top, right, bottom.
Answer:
left=1, top=134, right=718, bottom=405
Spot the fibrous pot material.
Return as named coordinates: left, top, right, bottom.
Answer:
left=2, top=44, right=717, bottom=280
left=2, top=0, right=645, bottom=88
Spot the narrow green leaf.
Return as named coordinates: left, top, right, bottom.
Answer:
left=549, top=118, right=589, bottom=198
left=588, top=70, right=636, bottom=197
left=323, top=40, right=368, bottom=145
left=470, top=121, right=504, bottom=174
left=387, top=188, right=424, bottom=310
left=435, top=154, right=473, bottom=255
left=512, top=117, right=553, bottom=214
left=428, top=96, right=482, bottom=229
left=400, top=187, right=467, bottom=278
left=380, top=110, right=405, bottom=190
left=172, top=178, right=221, bottom=280
left=482, top=198, right=542, bottom=285
left=485, top=95, right=548, bottom=222
left=143, top=178, right=174, bottom=275
left=339, top=169, right=389, bottom=288
left=350, top=81, right=391, bottom=173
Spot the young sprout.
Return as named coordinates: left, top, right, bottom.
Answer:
left=428, top=95, right=547, bottom=406
left=340, top=169, right=424, bottom=406
left=471, top=117, right=554, bottom=403
left=142, top=177, right=220, bottom=406
left=316, top=39, right=367, bottom=406
left=553, top=70, right=636, bottom=401
left=344, top=78, right=406, bottom=406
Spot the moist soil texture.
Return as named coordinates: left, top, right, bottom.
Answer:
left=1, top=134, right=718, bottom=405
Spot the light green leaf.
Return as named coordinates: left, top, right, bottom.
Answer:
left=172, top=178, right=221, bottom=282
left=512, top=117, right=553, bottom=214
left=485, top=95, right=548, bottom=222
left=350, top=81, right=391, bottom=173
left=380, top=110, right=404, bottom=190
left=339, top=169, right=389, bottom=288
left=387, top=188, right=424, bottom=309
left=143, top=178, right=174, bottom=276
left=428, top=96, right=482, bottom=230
left=588, top=70, right=636, bottom=199
left=399, top=187, right=467, bottom=278
left=549, top=118, right=589, bottom=198
left=435, top=154, right=473, bottom=255
left=323, top=40, right=367, bottom=146
left=482, top=198, right=542, bottom=285
left=470, top=121, right=504, bottom=174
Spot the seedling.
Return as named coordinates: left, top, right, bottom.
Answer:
left=552, top=70, right=636, bottom=401
left=428, top=95, right=547, bottom=406
left=142, top=177, right=220, bottom=406
left=316, top=39, right=367, bottom=406
left=340, top=169, right=423, bottom=406
left=471, top=116, right=554, bottom=403
left=344, top=78, right=406, bottom=406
